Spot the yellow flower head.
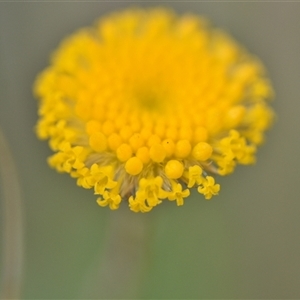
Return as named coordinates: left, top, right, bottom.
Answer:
left=34, top=8, right=274, bottom=212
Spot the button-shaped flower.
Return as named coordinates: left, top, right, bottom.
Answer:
left=35, top=8, right=274, bottom=212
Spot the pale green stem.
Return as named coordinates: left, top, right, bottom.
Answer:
left=81, top=207, right=154, bottom=299
left=0, top=127, right=24, bottom=299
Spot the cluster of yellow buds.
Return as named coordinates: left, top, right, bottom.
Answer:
left=34, top=8, right=274, bottom=212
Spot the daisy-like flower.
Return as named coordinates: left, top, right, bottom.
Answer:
left=34, top=8, right=274, bottom=212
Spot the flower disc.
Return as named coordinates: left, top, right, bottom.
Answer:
left=34, top=8, right=274, bottom=212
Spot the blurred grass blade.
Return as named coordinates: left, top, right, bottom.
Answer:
left=0, top=127, right=24, bottom=299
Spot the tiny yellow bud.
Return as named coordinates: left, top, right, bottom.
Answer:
left=130, top=121, right=141, bottom=132
left=147, top=134, right=161, bottom=147
left=162, top=139, right=175, bottom=157
left=116, top=143, right=132, bottom=162
left=108, top=133, right=122, bottom=151
left=165, top=126, right=178, bottom=140
left=149, top=143, right=166, bottom=163
left=129, top=133, right=144, bottom=152
left=89, top=132, right=107, bottom=152
left=179, top=126, right=192, bottom=140
left=86, top=120, right=101, bottom=135
left=140, top=127, right=152, bottom=140
left=225, top=105, right=246, bottom=128
left=102, top=120, right=115, bottom=136
left=136, top=146, right=150, bottom=164
left=120, top=126, right=133, bottom=140
left=125, top=157, right=143, bottom=175
left=175, top=140, right=191, bottom=158
left=193, top=126, right=208, bottom=143
left=192, top=142, right=213, bottom=161
left=165, top=160, right=184, bottom=179
left=154, top=124, right=165, bottom=137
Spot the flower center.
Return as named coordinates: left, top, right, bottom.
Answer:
left=136, top=90, right=164, bottom=113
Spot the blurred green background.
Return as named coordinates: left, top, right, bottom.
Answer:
left=0, top=1, right=300, bottom=299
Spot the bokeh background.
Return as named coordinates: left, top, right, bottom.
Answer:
left=1, top=1, right=300, bottom=299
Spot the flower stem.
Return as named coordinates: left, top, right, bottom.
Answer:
left=81, top=207, right=154, bottom=299
left=0, top=127, right=24, bottom=299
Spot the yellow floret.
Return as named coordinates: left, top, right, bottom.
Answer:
left=198, top=176, right=220, bottom=200
left=97, top=190, right=122, bottom=210
left=186, top=165, right=204, bottom=188
left=167, top=182, right=190, bottom=206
